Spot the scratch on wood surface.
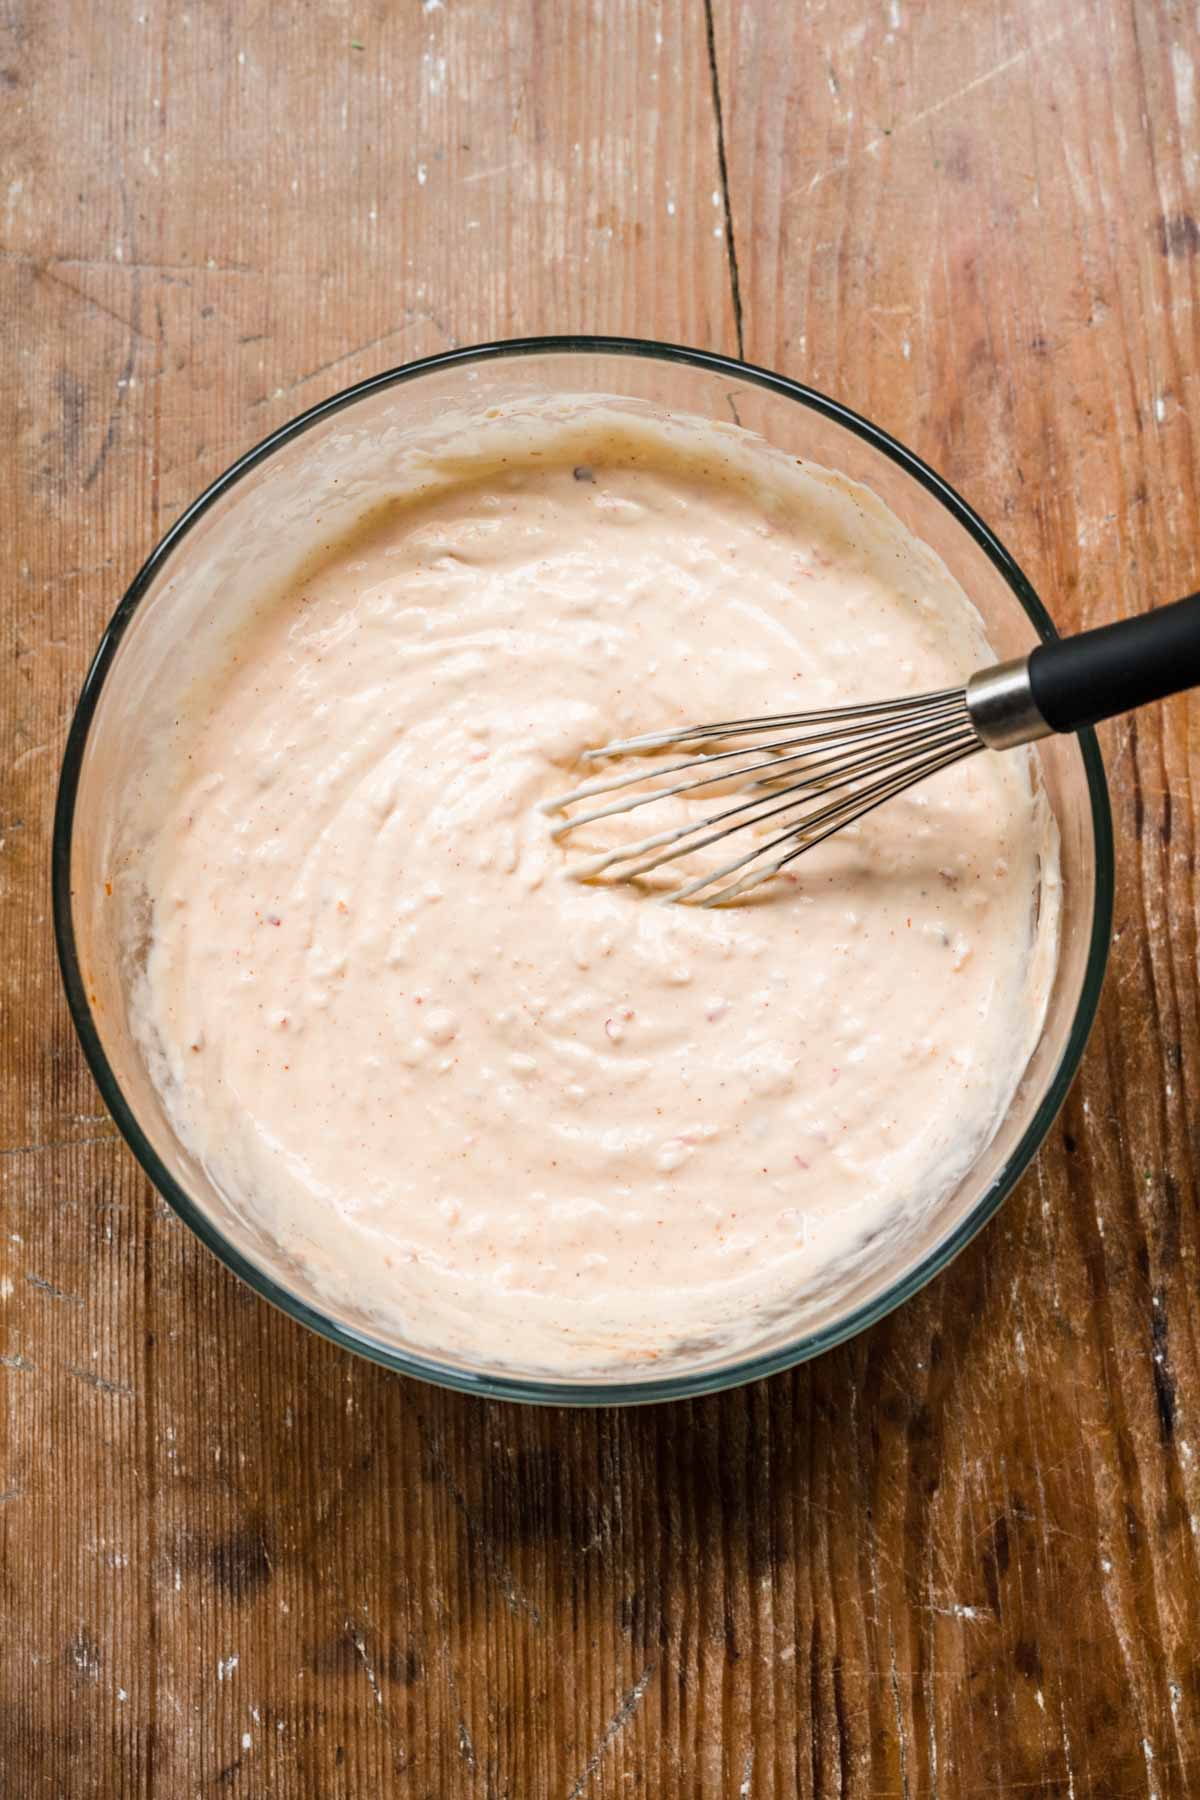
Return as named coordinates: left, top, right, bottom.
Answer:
left=32, top=558, right=118, bottom=589
left=37, top=264, right=150, bottom=342
left=83, top=180, right=141, bottom=490
left=436, top=1633, right=478, bottom=1778
left=1059, top=1694, right=1078, bottom=1800
left=8, top=740, right=52, bottom=773
left=924, top=1601, right=991, bottom=1623
left=25, top=1272, right=83, bottom=1305
left=0, top=249, right=260, bottom=277
left=1142, top=1734, right=1159, bottom=1799
left=925, top=1589, right=941, bottom=1800
left=416, top=1411, right=542, bottom=1624
left=66, top=1366, right=134, bottom=1399
left=563, top=1661, right=655, bottom=1800
left=249, top=314, right=452, bottom=409
left=0, top=1352, right=34, bottom=1372
left=901, top=37, right=1066, bottom=136
left=0, top=1133, right=120, bottom=1158
left=887, top=1618, right=912, bottom=1800
left=349, top=1625, right=385, bottom=1711
left=459, top=160, right=519, bottom=185
left=794, top=15, right=1080, bottom=198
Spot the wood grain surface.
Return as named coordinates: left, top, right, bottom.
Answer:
left=3, top=0, right=1199, bottom=1793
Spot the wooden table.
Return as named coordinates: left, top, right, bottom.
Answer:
left=3, top=2, right=1198, bottom=1792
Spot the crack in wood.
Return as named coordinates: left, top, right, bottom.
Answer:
left=702, top=0, right=744, bottom=358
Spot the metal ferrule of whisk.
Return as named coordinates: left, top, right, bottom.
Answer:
left=543, top=656, right=1055, bottom=907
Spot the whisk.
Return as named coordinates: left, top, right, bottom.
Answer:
left=547, top=593, right=1200, bottom=905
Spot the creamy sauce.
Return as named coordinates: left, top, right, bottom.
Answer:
left=130, top=410, right=1059, bottom=1374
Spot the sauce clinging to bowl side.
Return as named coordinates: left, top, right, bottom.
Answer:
left=126, top=406, right=1059, bottom=1373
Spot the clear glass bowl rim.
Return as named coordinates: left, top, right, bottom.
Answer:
left=52, top=335, right=1115, bottom=1406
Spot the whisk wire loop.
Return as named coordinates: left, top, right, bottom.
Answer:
left=548, top=687, right=985, bottom=904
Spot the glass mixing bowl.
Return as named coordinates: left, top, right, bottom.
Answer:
left=53, top=338, right=1113, bottom=1404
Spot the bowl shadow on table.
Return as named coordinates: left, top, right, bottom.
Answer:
left=199, top=1190, right=996, bottom=1574
left=145, top=1098, right=1182, bottom=1799
left=149, top=1175, right=1047, bottom=1778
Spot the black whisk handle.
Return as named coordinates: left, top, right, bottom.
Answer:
left=1028, top=592, right=1200, bottom=734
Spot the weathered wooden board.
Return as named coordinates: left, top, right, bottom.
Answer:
left=2, top=0, right=1198, bottom=1792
